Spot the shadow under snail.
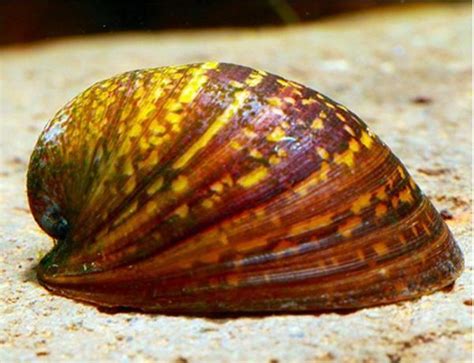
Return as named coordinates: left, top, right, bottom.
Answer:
left=27, top=62, right=464, bottom=313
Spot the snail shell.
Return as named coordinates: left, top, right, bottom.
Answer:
left=27, top=62, right=463, bottom=313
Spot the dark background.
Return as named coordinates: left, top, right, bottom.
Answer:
left=0, top=0, right=466, bottom=45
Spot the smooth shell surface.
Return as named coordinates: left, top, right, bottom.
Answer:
left=27, top=62, right=464, bottom=313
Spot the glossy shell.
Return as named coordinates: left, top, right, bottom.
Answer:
left=27, top=62, right=464, bottom=313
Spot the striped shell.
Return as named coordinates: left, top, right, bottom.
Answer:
left=27, top=62, right=463, bottom=313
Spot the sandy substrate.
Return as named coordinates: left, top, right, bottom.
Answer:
left=0, top=4, right=472, bottom=362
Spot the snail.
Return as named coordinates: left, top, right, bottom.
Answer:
left=27, top=62, right=464, bottom=313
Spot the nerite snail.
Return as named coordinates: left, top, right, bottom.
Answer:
left=27, top=62, right=464, bottom=313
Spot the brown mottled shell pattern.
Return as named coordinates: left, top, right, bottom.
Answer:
left=27, top=62, right=464, bottom=313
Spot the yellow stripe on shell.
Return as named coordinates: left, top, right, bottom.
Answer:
left=237, top=166, right=269, bottom=188
left=360, top=130, right=373, bottom=148
left=349, top=139, right=361, bottom=152
left=146, top=176, right=164, bottom=195
left=351, top=193, right=372, bottom=214
left=230, top=140, right=243, bottom=150
left=288, top=213, right=332, bottom=237
left=375, top=203, right=388, bottom=217
left=316, top=147, right=329, bottom=160
left=245, top=71, right=264, bottom=87
left=210, top=181, right=224, bottom=193
left=338, top=216, right=362, bottom=237
left=311, top=118, right=324, bottom=130
left=373, top=242, right=388, bottom=255
left=302, top=98, right=316, bottom=105
left=178, top=62, right=218, bottom=104
left=334, top=149, right=355, bottom=168
left=171, top=175, right=189, bottom=194
left=267, top=97, right=282, bottom=107
left=336, top=112, right=346, bottom=122
left=173, top=204, right=189, bottom=218
left=173, top=90, right=251, bottom=169
left=266, top=126, right=286, bottom=142
left=201, top=199, right=214, bottom=209
left=399, top=188, right=414, bottom=204
left=249, top=149, right=263, bottom=159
